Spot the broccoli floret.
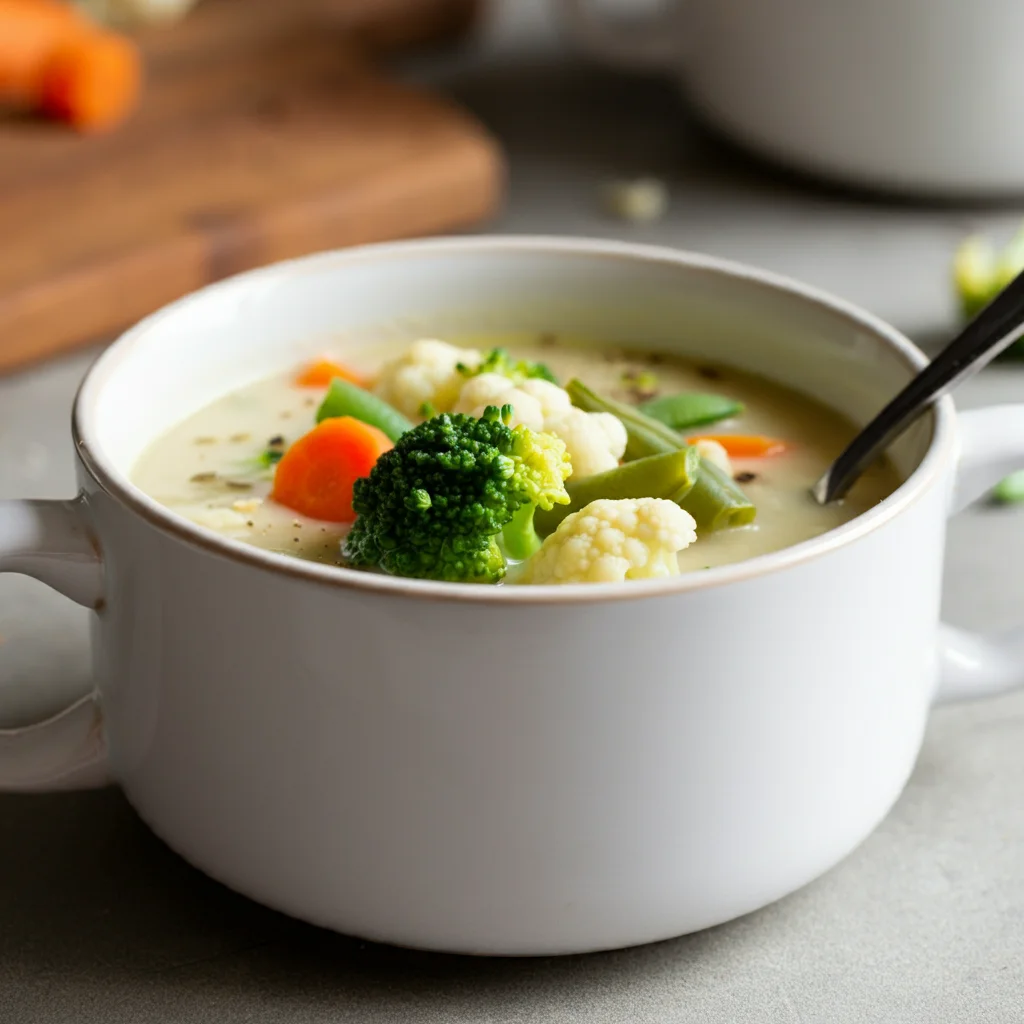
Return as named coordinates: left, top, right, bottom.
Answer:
left=343, top=405, right=571, bottom=582
left=457, top=347, right=559, bottom=387
left=496, top=420, right=573, bottom=560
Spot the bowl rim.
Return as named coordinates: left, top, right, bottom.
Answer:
left=72, top=234, right=956, bottom=605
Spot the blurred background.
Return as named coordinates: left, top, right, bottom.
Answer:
left=5, top=0, right=1024, bottom=372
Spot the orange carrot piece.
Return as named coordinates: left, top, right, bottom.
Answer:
left=39, top=28, right=141, bottom=132
left=0, top=0, right=88, bottom=104
left=271, top=416, right=392, bottom=523
left=688, top=434, right=787, bottom=458
left=295, top=359, right=365, bottom=389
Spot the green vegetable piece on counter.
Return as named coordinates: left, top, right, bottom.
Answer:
left=534, top=448, right=701, bottom=536
left=992, top=469, right=1024, bottom=504
left=565, top=378, right=755, bottom=530
left=640, top=392, right=743, bottom=431
left=316, top=378, right=414, bottom=442
left=954, top=224, right=1024, bottom=356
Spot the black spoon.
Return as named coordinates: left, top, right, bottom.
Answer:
left=813, top=268, right=1024, bottom=505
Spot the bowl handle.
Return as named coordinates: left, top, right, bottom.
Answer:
left=0, top=497, right=109, bottom=791
left=553, top=0, right=684, bottom=71
left=936, top=406, right=1024, bottom=703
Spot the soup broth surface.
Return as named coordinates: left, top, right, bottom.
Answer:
left=132, top=335, right=899, bottom=576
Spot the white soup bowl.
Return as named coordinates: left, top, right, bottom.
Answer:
left=2, top=237, right=1023, bottom=955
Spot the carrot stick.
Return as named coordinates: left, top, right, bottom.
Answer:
left=295, top=359, right=366, bottom=389
left=687, top=434, right=787, bottom=458
left=0, top=0, right=86, bottom=104
left=40, top=29, right=141, bottom=132
left=271, top=416, right=392, bottom=523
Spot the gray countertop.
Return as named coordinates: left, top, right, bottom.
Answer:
left=3, top=3, right=1024, bottom=1021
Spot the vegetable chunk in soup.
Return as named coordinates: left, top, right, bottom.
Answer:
left=132, top=335, right=898, bottom=586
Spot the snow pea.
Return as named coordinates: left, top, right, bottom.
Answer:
left=640, top=392, right=743, bottom=431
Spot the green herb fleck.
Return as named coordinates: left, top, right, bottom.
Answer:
left=259, top=435, right=287, bottom=467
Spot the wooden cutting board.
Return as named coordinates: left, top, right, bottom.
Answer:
left=0, top=0, right=502, bottom=374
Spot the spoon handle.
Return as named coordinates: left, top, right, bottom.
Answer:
left=813, top=267, right=1024, bottom=504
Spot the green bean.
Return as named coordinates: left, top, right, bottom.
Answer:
left=992, top=469, right=1024, bottom=504
left=565, top=378, right=755, bottom=531
left=672, top=459, right=756, bottom=531
left=534, top=448, right=700, bottom=536
left=640, top=392, right=743, bottom=430
left=316, top=379, right=413, bottom=441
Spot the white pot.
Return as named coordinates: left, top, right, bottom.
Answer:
left=556, top=0, right=1024, bottom=198
left=2, top=237, right=1023, bottom=955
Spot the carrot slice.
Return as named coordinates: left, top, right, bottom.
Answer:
left=0, top=0, right=89, bottom=105
left=271, top=417, right=392, bottom=523
left=295, top=359, right=365, bottom=389
left=40, top=29, right=141, bottom=132
left=687, top=434, right=787, bottom=458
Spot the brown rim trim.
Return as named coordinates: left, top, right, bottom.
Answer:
left=71, top=235, right=956, bottom=606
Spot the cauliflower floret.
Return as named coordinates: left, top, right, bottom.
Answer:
left=518, top=378, right=573, bottom=419
left=692, top=438, right=733, bottom=477
left=454, top=375, right=625, bottom=478
left=373, top=339, right=481, bottom=419
left=453, top=372, right=545, bottom=431
left=513, top=497, right=697, bottom=585
left=544, top=408, right=627, bottom=478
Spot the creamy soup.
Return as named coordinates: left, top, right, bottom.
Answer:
left=132, top=335, right=898, bottom=582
